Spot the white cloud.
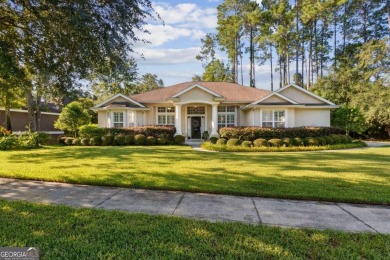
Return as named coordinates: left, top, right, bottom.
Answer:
left=135, top=24, right=192, bottom=47
left=135, top=47, right=201, bottom=65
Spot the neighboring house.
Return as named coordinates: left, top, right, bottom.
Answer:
left=92, top=82, right=338, bottom=139
left=0, top=109, right=62, bottom=134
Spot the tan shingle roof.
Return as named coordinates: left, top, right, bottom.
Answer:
left=130, top=82, right=271, bottom=103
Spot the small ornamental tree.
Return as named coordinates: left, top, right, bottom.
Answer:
left=331, top=106, right=367, bottom=135
left=55, top=101, right=92, bottom=137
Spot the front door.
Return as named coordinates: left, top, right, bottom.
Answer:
left=191, top=116, right=201, bottom=139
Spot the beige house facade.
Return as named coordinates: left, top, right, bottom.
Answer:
left=92, top=82, right=338, bottom=139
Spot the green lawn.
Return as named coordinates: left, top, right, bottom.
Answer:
left=1, top=200, right=389, bottom=259
left=1, top=145, right=389, bottom=204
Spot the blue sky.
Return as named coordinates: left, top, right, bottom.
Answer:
left=134, top=0, right=274, bottom=90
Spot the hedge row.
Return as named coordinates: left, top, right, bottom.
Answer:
left=78, top=125, right=176, bottom=139
left=59, top=133, right=185, bottom=146
left=210, top=134, right=353, bottom=148
left=219, top=126, right=344, bottom=141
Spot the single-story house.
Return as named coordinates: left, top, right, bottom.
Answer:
left=0, top=109, right=63, bottom=134
left=92, top=82, right=338, bottom=139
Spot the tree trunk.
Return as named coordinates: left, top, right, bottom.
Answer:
left=5, top=107, right=12, bottom=132
left=295, top=0, right=299, bottom=76
left=343, top=3, right=347, bottom=53
left=301, top=41, right=305, bottom=86
left=333, top=17, right=337, bottom=69
left=362, top=2, right=367, bottom=43
left=314, top=19, right=318, bottom=82
left=27, top=91, right=36, bottom=131
left=270, top=43, right=274, bottom=91
left=249, top=27, right=254, bottom=87
left=279, top=54, right=283, bottom=89
left=307, top=23, right=313, bottom=88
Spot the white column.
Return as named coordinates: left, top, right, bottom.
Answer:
left=133, top=111, right=137, bottom=127
left=175, top=104, right=182, bottom=136
left=210, top=104, right=219, bottom=138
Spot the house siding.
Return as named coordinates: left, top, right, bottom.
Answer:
left=294, top=109, right=330, bottom=127
left=279, top=87, right=325, bottom=104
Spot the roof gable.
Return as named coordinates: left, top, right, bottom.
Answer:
left=94, top=94, right=145, bottom=108
left=172, top=84, right=222, bottom=98
left=253, top=92, right=298, bottom=105
left=277, top=84, right=335, bottom=105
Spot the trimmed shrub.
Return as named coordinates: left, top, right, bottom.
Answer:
left=81, top=138, right=90, bottom=146
left=209, top=137, right=218, bottom=144
left=292, top=137, right=304, bottom=146
left=72, top=138, right=81, bottom=146
left=219, top=126, right=343, bottom=141
left=58, top=136, right=67, bottom=145
left=114, top=134, right=126, bottom=146
left=79, top=124, right=105, bottom=138
left=173, top=135, right=185, bottom=145
left=267, top=138, right=284, bottom=147
left=282, top=137, right=293, bottom=147
left=0, top=136, right=18, bottom=150
left=101, top=134, right=114, bottom=146
left=304, top=137, right=319, bottom=146
left=253, top=138, right=268, bottom=147
left=147, top=136, right=157, bottom=145
left=99, top=126, right=176, bottom=140
left=157, top=136, right=167, bottom=145
left=90, top=136, right=102, bottom=146
left=216, top=138, right=227, bottom=145
left=226, top=138, right=240, bottom=147
left=125, top=135, right=135, bottom=145
left=330, top=134, right=341, bottom=144
left=241, top=140, right=252, bottom=147
left=339, top=135, right=348, bottom=144
left=346, top=135, right=353, bottom=143
left=134, top=134, right=146, bottom=145
left=323, top=136, right=333, bottom=145
left=64, top=137, right=74, bottom=145
left=316, top=137, right=327, bottom=146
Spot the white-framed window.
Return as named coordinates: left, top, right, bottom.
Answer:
left=187, top=106, right=205, bottom=115
left=261, top=109, right=286, bottom=128
left=157, top=107, right=175, bottom=125
left=218, top=106, right=236, bottom=129
left=113, top=112, right=124, bottom=128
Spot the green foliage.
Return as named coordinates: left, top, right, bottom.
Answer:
left=323, top=136, right=333, bottom=145
left=209, top=137, right=218, bottom=144
left=0, top=136, right=18, bottom=150
left=316, top=137, right=327, bottom=146
left=99, top=126, right=175, bottom=140
left=329, top=134, right=341, bottom=144
left=64, top=138, right=74, bottom=145
left=346, top=135, right=353, bottom=143
left=282, top=138, right=293, bottom=147
left=173, top=135, right=185, bottom=145
left=0, top=127, right=11, bottom=137
left=304, top=137, right=319, bottom=146
left=157, top=136, right=167, bottom=145
left=58, top=137, right=67, bottom=145
left=339, top=135, right=349, bottom=144
left=293, top=138, right=304, bottom=146
left=79, top=124, right=105, bottom=138
left=18, top=131, right=49, bottom=148
left=114, top=134, right=126, bottom=146
left=241, top=141, right=252, bottom=147
left=253, top=138, right=268, bottom=147
left=226, top=138, right=240, bottom=147
left=216, top=138, right=227, bottom=145
left=267, top=139, right=284, bottom=147
left=125, top=135, right=135, bottom=145
left=219, top=127, right=343, bottom=141
left=101, top=135, right=114, bottom=146
left=134, top=134, right=146, bottom=145
left=72, top=138, right=81, bottom=146
left=55, top=101, right=92, bottom=137
left=90, top=137, right=102, bottom=146
left=147, top=136, right=157, bottom=145
left=81, top=138, right=90, bottom=146
left=331, top=106, right=367, bottom=134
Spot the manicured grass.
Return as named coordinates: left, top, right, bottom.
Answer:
left=202, top=141, right=367, bottom=152
left=0, top=145, right=389, bottom=204
left=0, top=200, right=389, bottom=259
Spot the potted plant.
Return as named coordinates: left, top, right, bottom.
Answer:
left=202, top=131, right=209, bottom=141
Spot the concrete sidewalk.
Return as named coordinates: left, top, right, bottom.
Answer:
left=0, top=177, right=389, bottom=234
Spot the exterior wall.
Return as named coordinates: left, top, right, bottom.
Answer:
left=261, top=95, right=288, bottom=103
left=280, top=87, right=324, bottom=104
left=97, top=111, right=107, bottom=128
left=178, top=88, right=215, bottom=103
left=0, top=110, right=60, bottom=132
left=294, top=109, right=330, bottom=127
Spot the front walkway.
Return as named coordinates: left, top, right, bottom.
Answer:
left=1, top=178, right=389, bottom=234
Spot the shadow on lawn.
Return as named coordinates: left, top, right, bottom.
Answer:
left=4, top=146, right=390, bottom=205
